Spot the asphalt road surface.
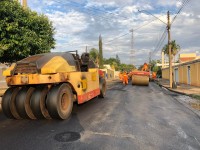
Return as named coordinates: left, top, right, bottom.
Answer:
left=0, top=81, right=200, bottom=150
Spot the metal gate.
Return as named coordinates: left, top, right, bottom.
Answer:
left=174, top=68, right=179, bottom=83
left=187, top=66, right=191, bottom=85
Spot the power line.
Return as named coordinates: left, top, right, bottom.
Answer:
left=153, top=29, right=167, bottom=53
left=50, top=1, right=170, bottom=55
left=171, top=0, right=190, bottom=24
left=150, top=27, right=167, bottom=60
left=51, top=0, right=168, bottom=43
left=52, top=0, right=130, bottom=22
left=133, top=18, right=158, bottom=31
left=56, top=14, right=168, bottom=49
left=104, top=16, right=167, bottom=45
left=104, top=32, right=130, bottom=44
left=138, top=9, right=167, bottom=25
left=52, top=0, right=119, bottom=22
left=142, top=29, right=167, bottom=63
left=65, top=0, right=130, bottom=20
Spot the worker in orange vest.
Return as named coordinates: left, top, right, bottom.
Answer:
left=119, top=72, right=123, bottom=81
left=122, top=71, right=128, bottom=85
left=152, top=72, right=156, bottom=79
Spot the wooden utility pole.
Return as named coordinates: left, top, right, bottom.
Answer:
left=99, top=34, right=103, bottom=69
left=167, top=11, right=172, bottom=88
left=22, top=0, right=27, bottom=8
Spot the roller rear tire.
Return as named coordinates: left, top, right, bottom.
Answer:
left=99, top=78, right=106, bottom=98
left=2, top=88, right=16, bottom=119
left=15, top=87, right=36, bottom=119
left=9, top=87, right=21, bottom=119
left=46, top=83, right=73, bottom=120
left=30, top=86, right=51, bottom=119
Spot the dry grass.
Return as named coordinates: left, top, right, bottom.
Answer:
left=189, top=94, right=200, bottom=101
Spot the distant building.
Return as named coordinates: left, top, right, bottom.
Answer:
left=162, top=58, right=200, bottom=87
left=103, top=65, right=112, bottom=70
left=101, top=64, right=120, bottom=79
left=158, top=52, right=199, bottom=68
left=179, top=53, right=197, bottom=63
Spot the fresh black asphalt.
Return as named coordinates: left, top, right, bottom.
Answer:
left=0, top=81, right=200, bottom=150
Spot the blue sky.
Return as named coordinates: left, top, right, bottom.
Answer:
left=25, top=0, right=200, bottom=65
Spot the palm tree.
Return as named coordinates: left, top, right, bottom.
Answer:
left=163, top=40, right=180, bottom=62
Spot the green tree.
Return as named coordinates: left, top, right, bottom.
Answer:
left=116, top=54, right=120, bottom=65
left=89, top=48, right=99, bottom=65
left=103, top=57, right=119, bottom=70
left=149, top=60, right=155, bottom=71
left=119, top=63, right=135, bottom=72
left=99, top=34, right=103, bottom=68
left=0, top=0, right=55, bottom=63
left=149, top=59, right=162, bottom=77
left=163, top=40, right=180, bottom=62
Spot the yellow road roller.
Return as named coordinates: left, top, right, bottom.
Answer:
left=130, top=63, right=150, bottom=86
left=130, top=71, right=150, bottom=86
left=2, top=51, right=106, bottom=120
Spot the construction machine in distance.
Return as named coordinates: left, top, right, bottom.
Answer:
left=129, top=63, right=150, bottom=86
left=2, top=51, right=106, bottom=120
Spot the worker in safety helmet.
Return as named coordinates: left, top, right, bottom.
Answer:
left=122, top=71, right=128, bottom=85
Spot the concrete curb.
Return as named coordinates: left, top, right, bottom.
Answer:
left=155, top=81, right=200, bottom=118
left=158, top=82, right=189, bottom=96
left=0, top=97, right=2, bottom=112
left=155, top=81, right=198, bottom=97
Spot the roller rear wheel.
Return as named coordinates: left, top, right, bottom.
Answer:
left=9, top=87, right=21, bottom=119
left=131, top=76, right=134, bottom=85
left=15, top=87, right=36, bottom=119
left=30, top=86, right=51, bottom=119
left=46, top=83, right=73, bottom=120
left=99, top=78, right=106, bottom=98
left=2, top=87, right=21, bottom=119
left=132, top=75, right=149, bottom=86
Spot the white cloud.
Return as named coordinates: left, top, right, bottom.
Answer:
left=47, top=11, right=87, bottom=33
left=27, top=0, right=200, bottom=65
left=44, top=1, right=56, bottom=6
left=121, top=5, right=138, bottom=14
left=86, top=1, right=117, bottom=8
left=176, top=1, right=182, bottom=7
left=157, top=0, right=177, bottom=6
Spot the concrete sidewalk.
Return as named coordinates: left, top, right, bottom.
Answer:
left=155, top=78, right=200, bottom=97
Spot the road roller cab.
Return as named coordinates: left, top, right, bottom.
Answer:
left=2, top=51, right=106, bottom=120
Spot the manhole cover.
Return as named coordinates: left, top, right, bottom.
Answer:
left=54, top=132, right=80, bottom=142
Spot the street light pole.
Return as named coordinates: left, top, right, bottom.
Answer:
left=130, top=29, right=134, bottom=66
left=167, top=11, right=172, bottom=88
